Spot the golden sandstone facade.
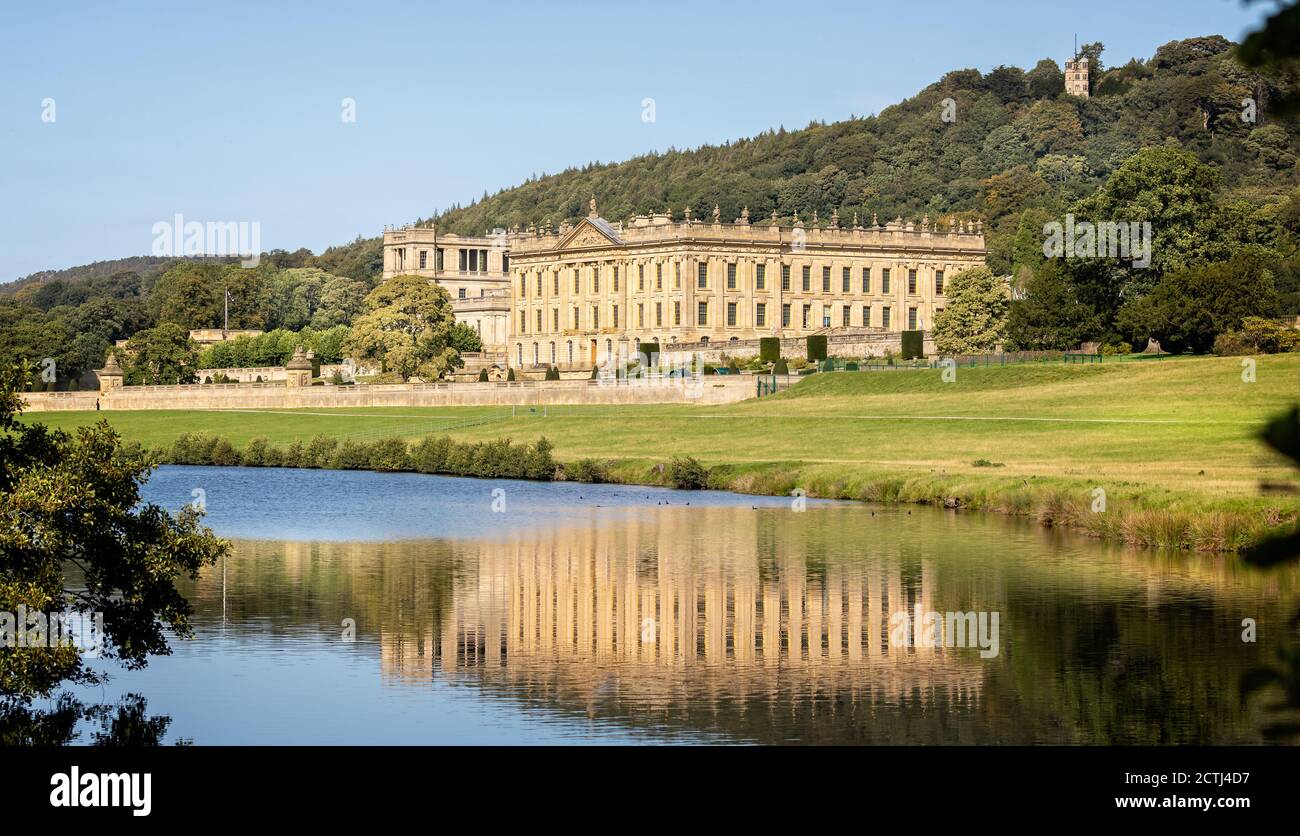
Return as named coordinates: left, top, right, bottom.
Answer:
left=383, top=200, right=987, bottom=370
left=381, top=225, right=512, bottom=351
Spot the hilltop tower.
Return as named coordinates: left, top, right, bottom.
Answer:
left=1065, top=44, right=1090, bottom=99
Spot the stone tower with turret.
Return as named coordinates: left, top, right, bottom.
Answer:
left=1064, top=54, right=1090, bottom=98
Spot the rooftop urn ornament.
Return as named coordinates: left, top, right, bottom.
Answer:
left=770, top=209, right=779, bottom=227
left=589, top=195, right=598, bottom=218
left=872, top=212, right=879, bottom=227
left=738, top=206, right=750, bottom=225
left=830, top=208, right=839, bottom=229
left=922, top=213, right=930, bottom=231
left=713, top=204, right=720, bottom=223
left=852, top=211, right=860, bottom=229
left=285, top=345, right=313, bottom=387
left=96, top=352, right=124, bottom=394
left=812, top=210, right=819, bottom=227
left=792, top=210, right=801, bottom=226
left=684, top=206, right=692, bottom=222
left=286, top=345, right=312, bottom=370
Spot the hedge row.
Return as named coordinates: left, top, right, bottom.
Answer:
left=162, top=433, right=717, bottom=492
left=167, top=432, right=556, bottom=481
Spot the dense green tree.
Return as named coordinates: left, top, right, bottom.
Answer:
left=0, top=366, right=227, bottom=703
left=123, top=323, right=198, bottom=384
left=312, top=276, right=369, bottom=329
left=1006, top=261, right=1103, bottom=350
left=343, top=275, right=461, bottom=380
left=932, top=267, right=1010, bottom=354
left=1025, top=58, right=1065, bottom=99
left=448, top=322, right=483, bottom=354
left=1117, top=253, right=1281, bottom=353
left=147, top=262, right=224, bottom=329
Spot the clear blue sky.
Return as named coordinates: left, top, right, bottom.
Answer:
left=0, top=0, right=1278, bottom=282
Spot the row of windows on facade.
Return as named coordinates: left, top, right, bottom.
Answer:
left=404, top=247, right=508, bottom=274
left=516, top=263, right=944, bottom=298
left=516, top=300, right=928, bottom=334
left=512, top=302, right=926, bottom=367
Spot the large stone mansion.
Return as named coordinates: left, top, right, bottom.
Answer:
left=382, top=200, right=987, bottom=370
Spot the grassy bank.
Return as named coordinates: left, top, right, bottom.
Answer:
left=23, top=354, right=1300, bottom=551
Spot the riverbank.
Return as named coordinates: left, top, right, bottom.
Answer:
left=23, top=355, right=1300, bottom=552
left=149, top=432, right=1291, bottom=551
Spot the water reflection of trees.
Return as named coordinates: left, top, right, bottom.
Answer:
left=2, top=694, right=173, bottom=746
left=192, top=505, right=1293, bottom=744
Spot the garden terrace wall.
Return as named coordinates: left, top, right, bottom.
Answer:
left=20, top=377, right=756, bottom=411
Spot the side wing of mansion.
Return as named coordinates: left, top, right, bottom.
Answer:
left=382, top=201, right=987, bottom=370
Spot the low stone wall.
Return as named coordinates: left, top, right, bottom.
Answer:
left=20, top=376, right=756, bottom=412
left=659, top=329, right=935, bottom=363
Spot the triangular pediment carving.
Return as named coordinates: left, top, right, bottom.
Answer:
left=555, top=216, right=622, bottom=251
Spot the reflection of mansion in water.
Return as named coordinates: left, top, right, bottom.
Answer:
left=378, top=509, right=986, bottom=716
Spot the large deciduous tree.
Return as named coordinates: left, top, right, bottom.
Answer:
left=1116, top=252, right=1280, bottom=353
left=123, top=323, right=198, bottom=385
left=932, top=267, right=1010, bottom=354
left=343, top=275, right=462, bottom=381
left=0, top=366, right=228, bottom=704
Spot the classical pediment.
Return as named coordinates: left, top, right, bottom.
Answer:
left=555, top=216, right=623, bottom=251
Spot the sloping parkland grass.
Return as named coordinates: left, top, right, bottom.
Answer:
left=22, top=354, right=1300, bottom=550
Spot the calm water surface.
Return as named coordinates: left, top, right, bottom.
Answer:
left=57, top=465, right=1298, bottom=744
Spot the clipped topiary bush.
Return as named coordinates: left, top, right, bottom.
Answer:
left=759, top=337, right=781, bottom=363
left=806, top=334, right=827, bottom=361
left=901, top=330, right=924, bottom=359
left=773, top=358, right=789, bottom=375
left=478, top=368, right=489, bottom=382
left=545, top=365, right=560, bottom=380
left=507, top=368, right=517, bottom=382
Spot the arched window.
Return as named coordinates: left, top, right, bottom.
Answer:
left=532, top=343, right=539, bottom=366
left=567, top=341, right=573, bottom=365
left=516, top=344, right=523, bottom=366
left=549, top=342, right=556, bottom=364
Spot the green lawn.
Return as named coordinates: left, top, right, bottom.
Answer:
left=22, top=354, right=1300, bottom=549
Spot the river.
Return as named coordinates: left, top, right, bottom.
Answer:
left=53, top=465, right=1298, bottom=744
